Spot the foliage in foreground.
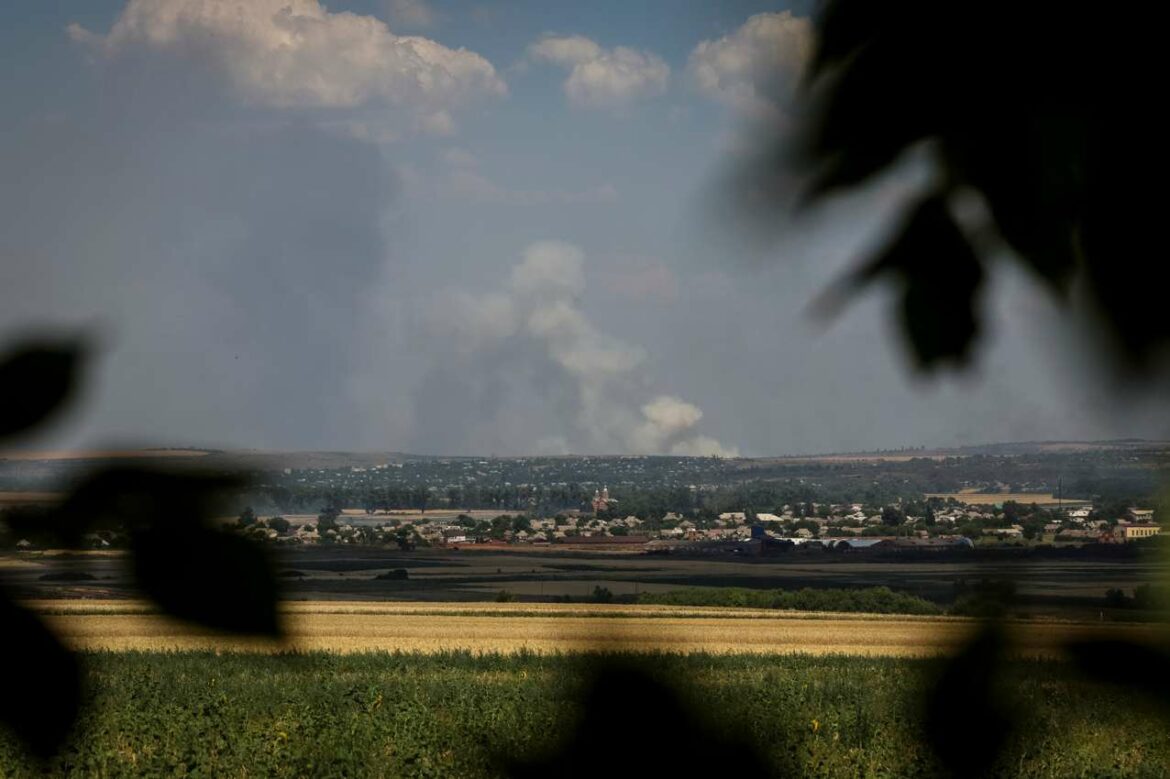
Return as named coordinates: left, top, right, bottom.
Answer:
left=638, top=585, right=942, bottom=615
left=1, top=651, right=1167, bottom=778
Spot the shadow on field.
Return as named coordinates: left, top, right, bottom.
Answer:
left=504, top=655, right=783, bottom=779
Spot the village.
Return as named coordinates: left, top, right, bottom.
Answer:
left=205, top=486, right=1162, bottom=555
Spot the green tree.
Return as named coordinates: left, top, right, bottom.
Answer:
left=237, top=506, right=256, bottom=528
left=316, top=507, right=340, bottom=533
left=591, top=586, right=614, bottom=604
left=881, top=506, right=905, bottom=527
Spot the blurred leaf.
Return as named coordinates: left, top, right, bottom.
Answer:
left=1081, top=115, right=1170, bottom=368
left=805, top=0, right=889, bottom=79
left=801, top=42, right=938, bottom=200
left=0, top=341, right=84, bottom=441
left=924, top=624, right=1013, bottom=778
left=0, top=589, right=81, bottom=758
left=29, top=466, right=237, bottom=550
left=843, top=195, right=983, bottom=369
left=132, top=525, right=280, bottom=636
left=0, top=504, right=67, bottom=548
left=793, top=0, right=1170, bottom=370
left=1065, top=638, right=1170, bottom=711
left=54, top=466, right=280, bottom=635
left=945, top=118, right=1085, bottom=292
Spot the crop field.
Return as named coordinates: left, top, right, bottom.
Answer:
left=15, top=547, right=1168, bottom=620
left=27, top=601, right=1170, bottom=657
left=1, top=651, right=1167, bottom=777
left=923, top=491, right=1087, bottom=506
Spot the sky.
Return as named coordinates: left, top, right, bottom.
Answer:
left=2, top=0, right=1169, bottom=457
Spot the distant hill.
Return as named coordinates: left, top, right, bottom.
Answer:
left=3, top=440, right=1169, bottom=470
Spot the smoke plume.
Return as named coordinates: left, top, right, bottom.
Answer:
left=427, top=241, right=739, bottom=456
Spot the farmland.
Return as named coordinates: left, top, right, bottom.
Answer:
left=4, top=447, right=1170, bottom=776
left=27, top=600, right=1170, bottom=657
left=11, top=545, right=1170, bottom=622
left=923, top=492, right=1080, bottom=506
left=1, top=650, right=1167, bottom=777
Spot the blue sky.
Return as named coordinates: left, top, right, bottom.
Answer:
left=2, top=1, right=1166, bottom=456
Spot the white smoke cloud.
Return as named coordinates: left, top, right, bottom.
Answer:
left=631, top=395, right=703, bottom=451
left=431, top=241, right=739, bottom=456
left=670, top=435, right=741, bottom=458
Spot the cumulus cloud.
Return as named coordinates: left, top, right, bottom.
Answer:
left=529, top=34, right=669, bottom=108
left=428, top=241, right=738, bottom=455
left=529, top=34, right=603, bottom=66
left=689, top=11, right=812, bottom=118
left=69, top=0, right=506, bottom=110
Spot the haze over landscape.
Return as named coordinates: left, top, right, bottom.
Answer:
left=5, top=0, right=1170, bottom=458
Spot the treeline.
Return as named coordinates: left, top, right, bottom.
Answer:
left=637, top=586, right=942, bottom=615
left=251, top=479, right=956, bottom=518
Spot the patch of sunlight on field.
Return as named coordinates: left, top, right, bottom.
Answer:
left=30, top=601, right=1170, bottom=657
left=923, top=492, right=1088, bottom=505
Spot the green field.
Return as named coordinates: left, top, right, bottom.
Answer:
left=2, top=652, right=1167, bottom=777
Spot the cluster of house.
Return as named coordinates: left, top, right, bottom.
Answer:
left=6, top=500, right=1161, bottom=552
left=214, top=502, right=1160, bottom=550
left=1042, top=506, right=1160, bottom=543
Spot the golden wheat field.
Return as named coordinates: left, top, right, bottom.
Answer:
left=922, top=491, right=1097, bottom=506
left=28, top=600, right=1170, bottom=657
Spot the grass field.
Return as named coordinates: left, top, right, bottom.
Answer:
left=27, top=601, right=1170, bottom=657
left=1, top=651, right=1167, bottom=777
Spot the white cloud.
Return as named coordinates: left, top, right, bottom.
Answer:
left=689, top=11, right=812, bottom=118
left=528, top=34, right=602, bottom=67
left=385, top=0, right=439, bottom=30
left=69, top=0, right=506, bottom=110
left=529, top=34, right=669, bottom=109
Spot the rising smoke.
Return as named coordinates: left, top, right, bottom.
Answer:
left=426, top=241, right=739, bottom=456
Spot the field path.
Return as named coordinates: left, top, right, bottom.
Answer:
left=30, top=601, right=1170, bottom=656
